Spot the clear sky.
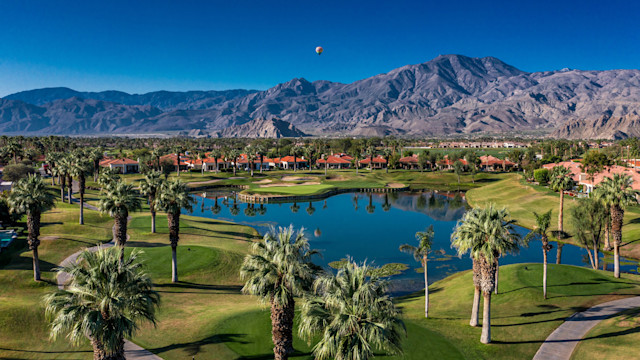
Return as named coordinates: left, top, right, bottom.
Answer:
left=1, top=0, right=639, bottom=97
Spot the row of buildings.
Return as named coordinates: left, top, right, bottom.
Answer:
left=542, top=160, right=640, bottom=194
left=97, top=152, right=520, bottom=174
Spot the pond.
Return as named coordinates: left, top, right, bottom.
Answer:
left=189, top=190, right=638, bottom=295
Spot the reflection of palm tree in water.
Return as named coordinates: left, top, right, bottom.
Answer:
left=450, top=193, right=464, bottom=209
left=244, top=203, right=256, bottom=217
left=230, top=195, right=240, bottom=216
left=353, top=195, right=359, bottom=211
left=366, top=193, right=375, bottom=214
left=428, top=193, right=444, bottom=209
left=416, top=194, right=427, bottom=210
left=211, top=197, right=221, bottom=215
left=323, top=199, right=328, bottom=209
left=257, top=203, right=267, bottom=216
left=290, top=202, right=300, bottom=213
left=307, top=201, right=316, bottom=215
left=382, top=193, right=391, bottom=212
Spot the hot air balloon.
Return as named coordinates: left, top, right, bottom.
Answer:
left=315, top=46, right=323, bottom=55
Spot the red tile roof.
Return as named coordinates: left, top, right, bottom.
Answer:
left=480, top=155, right=515, bottom=166
left=359, top=155, right=387, bottom=164
left=399, top=155, right=419, bottom=164
left=100, top=158, right=138, bottom=166
left=317, top=155, right=351, bottom=165
left=278, top=156, right=307, bottom=163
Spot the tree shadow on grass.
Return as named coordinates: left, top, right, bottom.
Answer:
left=126, top=241, right=167, bottom=248
left=0, top=347, right=91, bottom=355
left=148, top=333, right=248, bottom=357
left=154, top=281, right=242, bottom=293
left=582, top=325, right=640, bottom=340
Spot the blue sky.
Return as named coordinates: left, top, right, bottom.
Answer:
left=1, top=0, right=639, bottom=96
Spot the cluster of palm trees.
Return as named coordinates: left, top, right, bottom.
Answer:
left=241, top=226, right=405, bottom=360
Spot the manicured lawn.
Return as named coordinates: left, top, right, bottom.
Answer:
left=247, top=184, right=335, bottom=196
left=571, top=307, right=640, bottom=360
left=466, top=173, right=640, bottom=259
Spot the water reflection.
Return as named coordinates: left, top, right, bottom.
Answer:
left=189, top=190, right=638, bottom=295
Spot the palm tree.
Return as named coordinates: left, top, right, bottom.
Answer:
left=526, top=210, right=552, bottom=299
left=173, top=146, right=184, bottom=177
left=241, top=226, right=319, bottom=360
left=70, top=154, right=92, bottom=225
left=151, top=147, right=163, bottom=171
left=290, top=145, right=301, bottom=172
left=549, top=166, right=575, bottom=264
left=98, top=181, right=141, bottom=260
left=228, top=149, right=240, bottom=176
left=89, top=147, right=104, bottom=182
left=306, top=201, right=316, bottom=215
left=198, top=151, right=208, bottom=176
left=140, top=170, right=164, bottom=233
left=255, top=145, right=266, bottom=173
left=593, top=174, right=637, bottom=278
left=246, top=152, right=257, bottom=177
left=210, top=148, right=222, bottom=173
left=56, top=156, right=71, bottom=203
left=156, top=180, right=195, bottom=283
left=366, top=193, right=375, bottom=214
left=451, top=205, right=521, bottom=343
left=45, top=248, right=160, bottom=360
left=400, top=225, right=434, bottom=317
left=8, top=175, right=55, bottom=281
left=383, top=148, right=392, bottom=173
left=367, top=143, right=375, bottom=171
left=299, top=259, right=405, bottom=360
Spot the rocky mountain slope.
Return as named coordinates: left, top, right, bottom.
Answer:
left=214, top=118, right=307, bottom=138
left=4, top=54, right=640, bottom=138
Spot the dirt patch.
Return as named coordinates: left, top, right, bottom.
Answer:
left=281, top=176, right=318, bottom=182
left=386, top=182, right=405, bottom=188
left=253, top=179, right=272, bottom=184
left=40, top=236, right=59, bottom=241
left=260, top=181, right=321, bottom=188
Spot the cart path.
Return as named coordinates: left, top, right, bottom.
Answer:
left=533, top=296, right=640, bottom=360
left=55, top=211, right=163, bottom=360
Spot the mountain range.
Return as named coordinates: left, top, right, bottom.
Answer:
left=3, top=54, right=640, bottom=139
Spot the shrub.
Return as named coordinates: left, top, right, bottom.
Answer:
left=1, top=164, right=36, bottom=182
left=534, top=168, right=550, bottom=185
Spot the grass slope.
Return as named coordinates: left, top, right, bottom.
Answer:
left=571, top=307, right=640, bottom=360
left=466, top=173, right=640, bottom=258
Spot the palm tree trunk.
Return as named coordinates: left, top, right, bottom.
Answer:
left=423, top=257, right=429, bottom=318
left=91, top=337, right=125, bottom=360
left=480, top=291, right=492, bottom=344
left=611, top=206, right=624, bottom=279
left=604, top=219, right=612, bottom=250
left=171, top=245, right=178, bottom=283
left=60, top=178, right=66, bottom=202
left=168, top=212, right=180, bottom=282
left=28, top=213, right=41, bottom=281
left=470, top=286, right=480, bottom=327
left=558, top=191, right=564, bottom=234
left=114, top=213, right=128, bottom=262
left=150, top=200, right=156, bottom=234
left=67, top=176, right=72, bottom=204
left=270, top=297, right=295, bottom=360
left=494, top=258, right=499, bottom=295
left=556, top=243, right=563, bottom=264
left=79, top=191, right=84, bottom=225
left=594, top=243, right=599, bottom=271
left=543, top=247, right=548, bottom=299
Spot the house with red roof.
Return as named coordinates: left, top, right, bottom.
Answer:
left=437, top=156, right=467, bottom=170
left=99, top=158, right=139, bottom=174
left=399, top=154, right=420, bottom=169
left=479, top=155, right=516, bottom=172
left=317, top=155, right=352, bottom=169
left=235, top=154, right=272, bottom=171
left=160, top=154, right=189, bottom=172
left=543, top=161, right=640, bottom=195
left=273, top=156, right=308, bottom=170
left=184, top=157, right=231, bottom=172
left=359, top=155, right=387, bottom=169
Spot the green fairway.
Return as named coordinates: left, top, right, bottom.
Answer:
left=571, top=307, right=640, bottom=360
left=247, top=184, right=335, bottom=196
left=466, top=173, right=640, bottom=259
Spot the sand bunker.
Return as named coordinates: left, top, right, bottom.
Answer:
left=40, top=236, right=59, bottom=241
left=253, top=179, right=272, bottom=184
left=260, top=181, right=321, bottom=188
left=386, top=182, right=405, bottom=188
left=281, top=176, right=318, bottom=182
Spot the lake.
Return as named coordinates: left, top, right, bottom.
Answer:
left=189, top=190, right=638, bottom=295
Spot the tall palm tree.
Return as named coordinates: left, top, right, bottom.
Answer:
left=526, top=210, right=552, bottom=299
left=299, top=260, right=405, bottom=360
left=98, top=181, right=141, bottom=260
left=241, top=226, right=319, bottom=360
left=8, top=175, right=55, bottom=281
left=367, top=143, right=375, bottom=171
left=400, top=225, right=434, bottom=317
left=593, top=174, right=637, bottom=278
left=139, top=170, right=164, bottom=233
left=173, top=146, right=184, bottom=177
left=451, top=205, right=521, bottom=344
left=290, top=145, right=302, bottom=172
left=151, top=147, right=163, bottom=170
left=56, top=156, right=71, bottom=203
left=228, top=149, right=240, bottom=176
left=45, top=248, right=160, bottom=360
left=549, top=166, right=575, bottom=264
left=210, top=148, right=222, bottom=173
left=156, top=180, right=195, bottom=283
left=246, top=152, right=257, bottom=177
left=89, top=147, right=105, bottom=182
left=70, top=154, right=92, bottom=225
left=198, top=151, right=208, bottom=176
left=383, top=148, right=392, bottom=173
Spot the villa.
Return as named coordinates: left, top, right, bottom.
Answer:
left=316, top=155, right=352, bottom=169
left=359, top=155, right=387, bottom=169
left=99, top=158, right=140, bottom=174
left=272, top=156, right=308, bottom=170
left=160, top=154, right=189, bottom=172
left=479, top=155, right=517, bottom=171
left=437, top=157, right=467, bottom=170
left=543, top=161, right=640, bottom=194
left=399, top=154, right=421, bottom=169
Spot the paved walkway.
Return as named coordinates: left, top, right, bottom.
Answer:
left=56, top=210, right=163, bottom=360
left=533, top=296, right=640, bottom=360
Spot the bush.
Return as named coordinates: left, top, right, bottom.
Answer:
left=534, top=168, right=550, bottom=185
left=1, top=164, right=36, bottom=182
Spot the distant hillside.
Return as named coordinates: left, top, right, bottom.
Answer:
left=4, top=54, right=640, bottom=138
left=214, top=118, right=307, bottom=138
